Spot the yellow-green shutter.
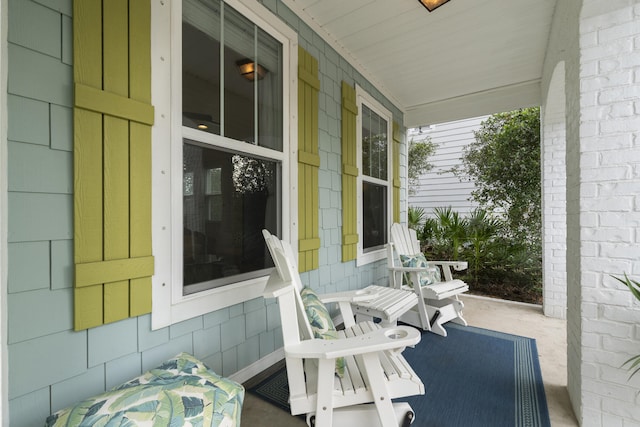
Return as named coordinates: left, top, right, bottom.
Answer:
left=341, top=82, right=358, bottom=262
left=393, top=121, right=402, bottom=223
left=73, top=0, right=154, bottom=330
left=298, top=47, right=320, bottom=272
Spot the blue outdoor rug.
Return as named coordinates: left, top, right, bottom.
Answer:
left=403, top=323, right=550, bottom=427
left=248, top=323, right=551, bottom=427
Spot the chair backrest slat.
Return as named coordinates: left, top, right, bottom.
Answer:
left=390, top=223, right=420, bottom=256
left=262, top=230, right=315, bottom=341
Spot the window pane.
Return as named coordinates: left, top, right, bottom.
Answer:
left=361, top=104, right=388, bottom=180
left=183, top=0, right=221, bottom=134
left=223, top=5, right=255, bottom=142
left=362, top=181, right=387, bottom=251
left=257, top=27, right=283, bottom=151
left=182, top=0, right=284, bottom=151
left=183, top=140, right=278, bottom=294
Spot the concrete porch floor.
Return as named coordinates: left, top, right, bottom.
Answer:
left=241, top=294, right=579, bottom=426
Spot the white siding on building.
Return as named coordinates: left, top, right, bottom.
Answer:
left=407, top=115, right=488, bottom=217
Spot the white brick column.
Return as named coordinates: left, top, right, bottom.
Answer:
left=577, top=2, right=640, bottom=425
left=542, top=62, right=568, bottom=319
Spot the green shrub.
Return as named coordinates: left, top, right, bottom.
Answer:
left=420, top=206, right=542, bottom=302
left=407, top=206, right=426, bottom=231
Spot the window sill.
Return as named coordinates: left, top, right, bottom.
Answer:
left=356, top=247, right=387, bottom=267
left=151, top=274, right=269, bottom=330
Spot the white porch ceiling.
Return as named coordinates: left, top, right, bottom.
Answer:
left=282, top=0, right=557, bottom=127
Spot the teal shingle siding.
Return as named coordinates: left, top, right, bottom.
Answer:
left=9, top=329, right=87, bottom=399
left=8, top=141, right=72, bottom=193
left=9, top=387, right=50, bottom=427
left=104, top=352, right=142, bottom=390
left=7, top=95, right=49, bottom=145
left=8, top=288, right=73, bottom=344
left=87, top=317, right=138, bottom=367
left=6, top=1, right=404, bottom=424
left=50, top=104, right=73, bottom=151
left=50, top=365, right=105, bottom=413
left=8, top=241, right=49, bottom=293
left=51, top=239, right=73, bottom=290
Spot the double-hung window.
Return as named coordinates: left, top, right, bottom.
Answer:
left=356, top=86, right=393, bottom=265
left=152, top=0, right=297, bottom=328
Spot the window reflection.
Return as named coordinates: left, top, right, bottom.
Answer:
left=181, top=0, right=285, bottom=294
left=183, top=141, right=278, bottom=293
left=182, top=0, right=221, bottom=134
left=182, top=0, right=282, bottom=151
left=361, top=104, right=388, bottom=180
left=362, top=182, right=387, bottom=251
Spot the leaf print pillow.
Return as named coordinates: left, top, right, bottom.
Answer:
left=400, top=253, right=441, bottom=287
left=45, top=353, right=245, bottom=427
left=300, top=286, right=345, bottom=378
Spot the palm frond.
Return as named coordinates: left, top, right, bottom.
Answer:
left=612, top=273, right=640, bottom=381
left=622, top=355, right=640, bottom=380
left=612, top=273, right=640, bottom=302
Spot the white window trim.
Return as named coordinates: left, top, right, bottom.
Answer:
left=151, top=0, right=298, bottom=330
left=355, top=84, right=393, bottom=267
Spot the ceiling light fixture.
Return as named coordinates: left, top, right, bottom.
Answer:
left=236, top=59, right=267, bottom=81
left=418, top=0, right=451, bottom=12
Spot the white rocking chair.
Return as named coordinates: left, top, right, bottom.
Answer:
left=262, top=230, right=424, bottom=427
left=389, top=222, right=469, bottom=337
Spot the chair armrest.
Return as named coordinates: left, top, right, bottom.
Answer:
left=429, top=261, right=468, bottom=271
left=389, top=266, right=439, bottom=273
left=319, top=287, right=381, bottom=329
left=319, top=286, right=380, bottom=304
left=390, top=262, right=466, bottom=284
left=285, top=326, right=420, bottom=360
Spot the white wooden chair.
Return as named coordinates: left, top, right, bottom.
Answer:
left=388, top=222, right=469, bottom=337
left=262, top=230, right=424, bottom=427
left=262, top=231, right=418, bottom=328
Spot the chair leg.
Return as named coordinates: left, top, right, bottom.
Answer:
left=315, top=403, right=415, bottom=427
left=361, top=353, right=397, bottom=426
left=313, top=359, right=336, bottom=427
left=425, top=297, right=469, bottom=336
left=450, top=298, right=468, bottom=326
left=429, top=312, right=448, bottom=337
left=410, top=285, right=432, bottom=331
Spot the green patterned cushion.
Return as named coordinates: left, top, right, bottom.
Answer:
left=300, top=286, right=346, bottom=378
left=400, top=253, right=441, bottom=287
left=45, top=352, right=244, bottom=427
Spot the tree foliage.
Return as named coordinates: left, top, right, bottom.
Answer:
left=420, top=207, right=542, bottom=302
left=408, top=137, right=437, bottom=195
left=455, top=108, right=541, bottom=251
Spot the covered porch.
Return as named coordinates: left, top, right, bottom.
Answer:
left=2, top=0, right=640, bottom=425
left=241, top=295, right=578, bottom=426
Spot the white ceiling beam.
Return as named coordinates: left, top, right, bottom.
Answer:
left=404, top=79, right=541, bottom=127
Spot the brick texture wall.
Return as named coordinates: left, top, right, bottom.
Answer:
left=576, top=2, right=640, bottom=425
left=543, top=62, right=568, bottom=320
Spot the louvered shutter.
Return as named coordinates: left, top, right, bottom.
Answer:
left=73, top=0, right=154, bottom=330
left=297, top=47, right=320, bottom=272
left=341, top=82, right=358, bottom=262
